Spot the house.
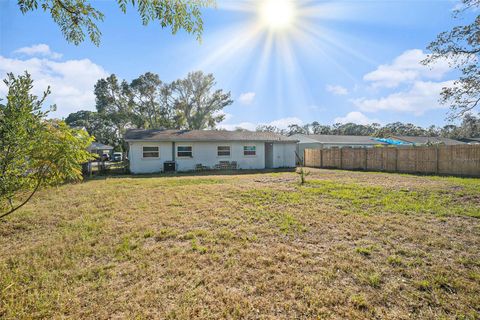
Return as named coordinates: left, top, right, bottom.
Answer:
left=292, top=134, right=387, bottom=163
left=87, top=142, right=114, bottom=159
left=387, top=136, right=466, bottom=146
left=125, top=129, right=298, bottom=173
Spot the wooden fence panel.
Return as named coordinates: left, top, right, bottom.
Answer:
left=304, top=145, right=480, bottom=177
left=342, top=148, right=367, bottom=170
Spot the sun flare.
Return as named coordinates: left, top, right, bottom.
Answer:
left=259, top=0, right=296, bottom=30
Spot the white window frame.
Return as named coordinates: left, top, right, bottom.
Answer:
left=142, top=145, right=160, bottom=159
left=217, top=145, right=231, bottom=158
left=243, top=145, right=257, bottom=157
left=177, top=145, right=193, bottom=158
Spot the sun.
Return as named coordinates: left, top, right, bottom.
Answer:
left=259, top=0, right=296, bottom=30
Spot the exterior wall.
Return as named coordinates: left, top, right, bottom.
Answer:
left=129, top=141, right=267, bottom=173
left=175, top=141, right=265, bottom=171
left=129, top=141, right=173, bottom=174
left=273, top=143, right=297, bottom=168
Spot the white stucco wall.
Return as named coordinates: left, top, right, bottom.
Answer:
left=273, top=143, right=297, bottom=168
left=129, top=141, right=271, bottom=173
left=128, top=142, right=173, bottom=174
left=175, top=141, right=265, bottom=171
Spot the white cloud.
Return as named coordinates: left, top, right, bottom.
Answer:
left=13, top=44, right=63, bottom=60
left=326, top=84, right=348, bottom=95
left=353, top=80, right=454, bottom=116
left=238, top=91, right=256, bottom=105
left=363, top=49, right=451, bottom=88
left=267, top=117, right=303, bottom=129
left=334, top=111, right=379, bottom=125
left=0, top=53, right=109, bottom=118
left=218, top=116, right=303, bottom=131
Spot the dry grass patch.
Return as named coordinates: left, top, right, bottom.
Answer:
left=0, top=169, right=479, bottom=319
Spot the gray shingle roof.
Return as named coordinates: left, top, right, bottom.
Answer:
left=459, top=137, right=480, bottom=144
left=292, top=134, right=385, bottom=145
left=125, top=129, right=297, bottom=142
left=392, top=136, right=465, bottom=145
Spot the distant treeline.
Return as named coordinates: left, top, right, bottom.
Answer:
left=66, top=71, right=480, bottom=150
left=255, top=115, right=480, bottom=139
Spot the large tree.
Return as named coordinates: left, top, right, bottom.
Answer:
left=172, top=71, right=232, bottom=130
left=17, top=0, right=213, bottom=46
left=94, top=74, right=134, bottom=149
left=70, top=71, right=232, bottom=145
left=129, top=72, right=178, bottom=129
left=0, top=73, right=94, bottom=219
left=423, top=0, right=480, bottom=118
left=65, top=110, right=120, bottom=148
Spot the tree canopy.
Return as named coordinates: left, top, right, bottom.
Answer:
left=0, top=73, right=94, bottom=219
left=17, top=0, right=214, bottom=46
left=424, top=0, right=480, bottom=118
left=66, top=71, right=232, bottom=150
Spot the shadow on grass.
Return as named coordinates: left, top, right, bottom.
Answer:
left=305, top=167, right=480, bottom=180
left=85, top=168, right=297, bottom=181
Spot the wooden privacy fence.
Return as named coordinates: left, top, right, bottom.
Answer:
left=304, top=145, right=480, bottom=177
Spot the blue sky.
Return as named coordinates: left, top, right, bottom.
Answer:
left=0, top=0, right=466, bottom=130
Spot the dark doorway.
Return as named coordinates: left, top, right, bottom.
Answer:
left=265, top=143, right=273, bottom=169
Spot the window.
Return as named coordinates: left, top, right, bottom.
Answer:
left=177, top=145, right=193, bottom=158
left=217, top=146, right=231, bottom=157
left=243, top=145, right=256, bottom=156
left=143, top=146, right=159, bottom=158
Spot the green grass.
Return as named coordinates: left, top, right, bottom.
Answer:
left=0, top=169, right=479, bottom=319
left=301, top=179, right=480, bottom=217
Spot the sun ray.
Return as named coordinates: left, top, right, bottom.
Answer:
left=186, top=0, right=377, bottom=119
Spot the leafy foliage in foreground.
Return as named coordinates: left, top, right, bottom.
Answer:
left=424, top=0, right=480, bottom=118
left=17, top=0, right=214, bottom=46
left=0, top=72, right=94, bottom=219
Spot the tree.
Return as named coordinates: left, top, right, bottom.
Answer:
left=129, top=72, right=177, bottom=129
left=94, top=74, right=134, bottom=149
left=423, top=0, right=480, bottom=118
left=457, top=113, right=480, bottom=137
left=286, top=124, right=308, bottom=136
left=17, top=0, right=213, bottom=46
left=0, top=73, right=94, bottom=219
left=310, top=122, right=331, bottom=135
left=374, top=122, right=427, bottom=137
left=65, top=110, right=120, bottom=148
left=256, top=125, right=285, bottom=134
left=172, top=71, right=232, bottom=130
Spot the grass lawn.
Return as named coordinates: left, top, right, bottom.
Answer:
left=1, top=169, right=479, bottom=319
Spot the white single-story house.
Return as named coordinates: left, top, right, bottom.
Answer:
left=125, top=129, right=298, bottom=174
left=291, top=134, right=387, bottom=164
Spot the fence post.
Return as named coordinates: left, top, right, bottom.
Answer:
left=339, top=148, right=343, bottom=169
left=435, top=146, right=439, bottom=174
left=320, top=149, right=323, bottom=168
left=394, top=147, right=398, bottom=172
left=364, top=148, right=368, bottom=170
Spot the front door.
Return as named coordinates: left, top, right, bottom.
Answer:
left=265, top=143, right=274, bottom=169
